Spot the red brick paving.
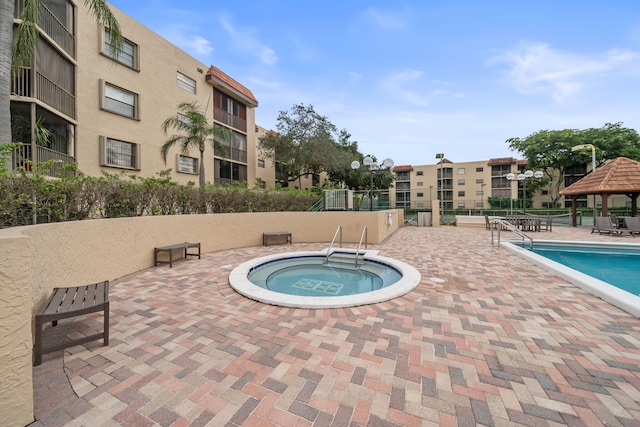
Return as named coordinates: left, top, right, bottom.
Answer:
left=30, top=226, right=640, bottom=426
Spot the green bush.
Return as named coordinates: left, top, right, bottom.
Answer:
left=0, top=165, right=320, bottom=228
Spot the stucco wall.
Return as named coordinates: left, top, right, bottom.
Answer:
left=0, top=210, right=402, bottom=426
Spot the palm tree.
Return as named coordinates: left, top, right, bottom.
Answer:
left=161, top=102, right=234, bottom=188
left=1, top=0, right=122, bottom=147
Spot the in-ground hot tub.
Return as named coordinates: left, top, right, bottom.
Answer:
left=229, top=249, right=421, bottom=308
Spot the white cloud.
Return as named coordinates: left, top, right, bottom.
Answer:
left=219, top=16, right=278, bottom=66
left=489, top=42, right=639, bottom=102
left=160, top=27, right=214, bottom=57
left=363, top=6, right=410, bottom=30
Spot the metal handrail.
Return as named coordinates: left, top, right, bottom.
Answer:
left=355, top=226, right=368, bottom=267
left=490, top=219, right=533, bottom=250
left=326, top=225, right=343, bottom=261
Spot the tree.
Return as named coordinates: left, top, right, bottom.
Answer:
left=161, top=101, right=233, bottom=188
left=506, top=122, right=640, bottom=206
left=1, top=0, right=122, bottom=149
left=258, top=104, right=342, bottom=186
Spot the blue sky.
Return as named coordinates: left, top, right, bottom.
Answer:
left=108, top=0, right=640, bottom=166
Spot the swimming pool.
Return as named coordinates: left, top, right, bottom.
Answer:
left=229, top=250, right=421, bottom=308
left=502, top=240, right=640, bottom=317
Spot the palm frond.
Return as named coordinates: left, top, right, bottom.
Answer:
left=84, top=0, right=123, bottom=57
left=12, top=0, right=41, bottom=78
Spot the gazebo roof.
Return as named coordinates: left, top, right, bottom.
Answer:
left=560, top=157, right=640, bottom=196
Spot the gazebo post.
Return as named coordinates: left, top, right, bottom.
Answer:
left=571, top=196, right=578, bottom=227
left=631, top=193, right=638, bottom=217
left=601, top=193, right=609, bottom=217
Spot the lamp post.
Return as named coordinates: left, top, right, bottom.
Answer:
left=435, top=153, right=444, bottom=220
left=506, top=173, right=515, bottom=215
left=351, top=156, right=394, bottom=211
left=429, top=185, right=433, bottom=209
left=508, top=170, right=543, bottom=215
left=571, top=144, right=597, bottom=223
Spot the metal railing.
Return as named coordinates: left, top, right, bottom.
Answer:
left=36, top=71, right=76, bottom=118
left=12, top=145, right=76, bottom=177
left=355, top=226, right=368, bottom=267
left=490, top=219, right=533, bottom=250
left=325, top=225, right=343, bottom=262
left=213, top=108, right=247, bottom=132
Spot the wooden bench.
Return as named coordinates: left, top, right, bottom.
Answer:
left=154, top=242, right=201, bottom=267
left=263, top=232, right=292, bottom=246
left=34, top=281, right=109, bottom=366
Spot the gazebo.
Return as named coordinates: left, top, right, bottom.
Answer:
left=560, top=157, right=640, bottom=226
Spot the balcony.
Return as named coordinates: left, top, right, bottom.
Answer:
left=12, top=144, right=76, bottom=177
left=215, top=146, right=247, bottom=163
left=14, top=0, right=75, bottom=57
left=12, top=67, right=76, bottom=119
left=214, top=108, right=246, bottom=132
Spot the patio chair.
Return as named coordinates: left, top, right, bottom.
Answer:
left=591, top=216, right=621, bottom=235
left=623, top=216, right=640, bottom=236
left=538, top=216, right=553, bottom=232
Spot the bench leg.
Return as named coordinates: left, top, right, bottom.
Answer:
left=104, top=302, right=110, bottom=346
left=34, top=317, right=43, bottom=366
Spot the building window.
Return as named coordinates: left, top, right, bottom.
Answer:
left=177, top=72, right=196, bottom=94
left=215, top=159, right=247, bottom=184
left=101, top=81, right=138, bottom=119
left=259, top=181, right=266, bottom=189
left=417, top=182, right=423, bottom=186
left=177, top=155, right=198, bottom=174
left=457, top=168, right=466, bottom=174
left=102, top=29, right=138, bottom=69
left=258, top=159, right=265, bottom=168
left=458, top=191, right=465, bottom=197
left=476, top=191, right=484, bottom=196
left=458, top=179, right=465, bottom=185
left=100, top=136, right=140, bottom=169
left=416, top=171, right=423, bottom=176
left=476, top=167, right=483, bottom=172
left=476, top=202, right=484, bottom=208
left=417, top=203, right=424, bottom=207
left=541, top=189, right=549, bottom=195
left=476, top=178, right=484, bottom=184
left=417, top=192, right=424, bottom=197
left=458, top=202, right=466, bottom=208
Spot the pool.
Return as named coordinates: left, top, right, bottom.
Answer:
left=502, top=240, right=640, bottom=317
left=229, top=250, right=421, bottom=308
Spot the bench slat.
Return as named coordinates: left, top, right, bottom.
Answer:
left=42, top=287, right=68, bottom=315
left=58, top=287, right=80, bottom=312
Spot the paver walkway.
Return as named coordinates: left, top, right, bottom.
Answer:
left=31, top=226, right=640, bottom=426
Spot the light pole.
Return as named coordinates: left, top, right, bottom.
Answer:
left=351, top=156, right=394, bottom=211
left=508, top=170, right=543, bottom=215
left=429, top=185, right=433, bottom=210
left=571, top=144, right=597, bottom=223
left=435, top=153, right=444, bottom=220
left=506, top=173, right=515, bottom=215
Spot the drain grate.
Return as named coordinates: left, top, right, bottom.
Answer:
left=292, top=278, right=344, bottom=295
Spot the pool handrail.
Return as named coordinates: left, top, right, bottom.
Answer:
left=355, top=226, right=368, bottom=267
left=326, top=225, right=343, bottom=261
left=491, top=218, right=533, bottom=249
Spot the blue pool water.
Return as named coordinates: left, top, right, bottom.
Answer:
left=528, top=244, right=640, bottom=296
left=247, top=255, right=402, bottom=297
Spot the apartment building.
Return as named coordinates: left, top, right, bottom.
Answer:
left=393, top=157, right=632, bottom=212
left=10, top=1, right=259, bottom=187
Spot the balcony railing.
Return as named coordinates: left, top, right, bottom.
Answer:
left=215, top=147, right=247, bottom=163
left=12, top=144, right=76, bottom=177
left=14, top=0, right=75, bottom=57
left=36, top=71, right=75, bottom=118
left=214, top=108, right=247, bottom=132
left=13, top=67, right=76, bottom=119
left=39, top=5, right=75, bottom=57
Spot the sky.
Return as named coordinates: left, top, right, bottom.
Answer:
left=107, top=0, right=640, bottom=166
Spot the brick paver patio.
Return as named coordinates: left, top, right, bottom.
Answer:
left=31, top=225, right=640, bottom=426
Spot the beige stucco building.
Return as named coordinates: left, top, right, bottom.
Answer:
left=393, top=157, right=631, bottom=213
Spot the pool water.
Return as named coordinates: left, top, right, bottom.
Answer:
left=529, top=245, right=640, bottom=296
left=248, top=255, right=402, bottom=297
